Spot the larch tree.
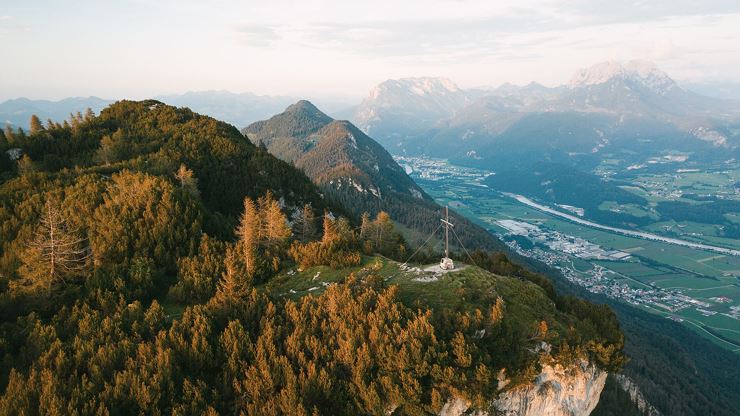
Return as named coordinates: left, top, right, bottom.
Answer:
left=236, top=197, right=260, bottom=277
left=374, top=211, right=393, bottom=252
left=260, top=191, right=291, bottom=245
left=321, top=211, right=337, bottom=246
left=18, top=201, right=90, bottom=295
left=29, top=115, right=45, bottom=135
left=175, top=164, right=200, bottom=198
left=360, top=212, right=371, bottom=240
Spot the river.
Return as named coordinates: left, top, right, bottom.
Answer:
left=506, top=193, right=740, bottom=257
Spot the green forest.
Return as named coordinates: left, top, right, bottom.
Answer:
left=0, top=101, right=624, bottom=415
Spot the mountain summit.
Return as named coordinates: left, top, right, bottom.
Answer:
left=243, top=101, right=428, bottom=202
left=569, top=60, right=676, bottom=94
left=243, top=101, right=506, bottom=251
left=351, top=77, right=474, bottom=149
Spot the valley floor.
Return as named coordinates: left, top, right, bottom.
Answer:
left=399, top=156, right=740, bottom=353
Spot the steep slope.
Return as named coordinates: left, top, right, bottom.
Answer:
left=1, top=100, right=329, bottom=223
left=265, top=256, right=624, bottom=416
left=351, top=77, right=475, bottom=151
left=244, top=100, right=424, bottom=201
left=244, top=101, right=506, bottom=251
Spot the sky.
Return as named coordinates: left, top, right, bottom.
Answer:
left=2, top=0, right=740, bottom=102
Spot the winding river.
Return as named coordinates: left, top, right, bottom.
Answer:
left=506, top=193, right=740, bottom=257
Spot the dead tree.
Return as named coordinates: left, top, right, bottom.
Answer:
left=21, top=202, right=90, bottom=294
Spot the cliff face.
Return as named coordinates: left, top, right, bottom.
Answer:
left=615, top=374, right=661, bottom=416
left=440, top=359, right=607, bottom=416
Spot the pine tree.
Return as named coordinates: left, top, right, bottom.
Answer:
left=84, top=108, right=95, bottom=121
left=236, top=197, right=260, bottom=277
left=95, top=130, right=128, bottom=165
left=214, top=246, right=249, bottom=303
left=29, top=115, right=44, bottom=135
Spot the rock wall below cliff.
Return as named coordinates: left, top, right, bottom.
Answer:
left=441, top=359, right=607, bottom=416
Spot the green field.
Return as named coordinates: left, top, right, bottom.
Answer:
left=406, top=160, right=740, bottom=352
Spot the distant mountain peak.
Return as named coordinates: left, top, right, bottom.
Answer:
left=569, top=60, right=676, bottom=93
left=369, top=77, right=462, bottom=100
left=287, top=99, right=320, bottom=112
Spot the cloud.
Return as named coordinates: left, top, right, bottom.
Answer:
left=234, top=24, right=281, bottom=47
left=552, top=0, right=740, bottom=25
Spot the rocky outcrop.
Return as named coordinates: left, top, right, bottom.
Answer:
left=441, top=359, right=607, bottom=416
left=615, top=374, right=661, bottom=416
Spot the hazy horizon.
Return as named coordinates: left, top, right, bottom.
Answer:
left=3, top=0, right=740, bottom=102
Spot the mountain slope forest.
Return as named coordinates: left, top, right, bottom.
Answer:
left=243, top=100, right=505, bottom=254
left=0, top=101, right=624, bottom=415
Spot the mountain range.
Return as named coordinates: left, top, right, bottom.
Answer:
left=0, top=92, right=350, bottom=131
left=350, top=60, right=740, bottom=169
left=0, top=96, right=113, bottom=130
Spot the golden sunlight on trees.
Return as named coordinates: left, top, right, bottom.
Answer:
left=16, top=201, right=89, bottom=295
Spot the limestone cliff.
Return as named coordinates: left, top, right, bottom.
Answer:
left=440, top=359, right=607, bottom=416
left=615, top=374, right=661, bottom=416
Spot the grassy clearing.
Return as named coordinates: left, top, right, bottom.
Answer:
left=263, top=255, right=570, bottom=343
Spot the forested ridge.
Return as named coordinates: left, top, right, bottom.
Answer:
left=243, top=101, right=506, bottom=253
left=0, top=101, right=625, bottom=414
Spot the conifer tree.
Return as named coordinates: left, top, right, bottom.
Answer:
left=2, top=125, right=12, bottom=144
left=215, top=246, right=249, bottom=303
left=18, top=201, right=89, bottom=294
left=321, top=211, right=337, bottom=246
left=300, top=204, right=316, bottom=242
left=95, top=129, right=128, bottom=165
left=17, top=154, right=36, bottom=175
left=260, top=191, right=290, bottom=244
left=360, top=212, right=371, bottom=239
left=175, top=164, right=199, bottom=197
left=29, top=114, right=44, bottom=135
left=236, top=197, right=260, bottom=276
left=374, top=211, right=393, bottom=252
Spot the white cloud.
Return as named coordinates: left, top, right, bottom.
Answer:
left=234, top=25, right=281, bottom=47
left=1, top=0, right=739, bottom=100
